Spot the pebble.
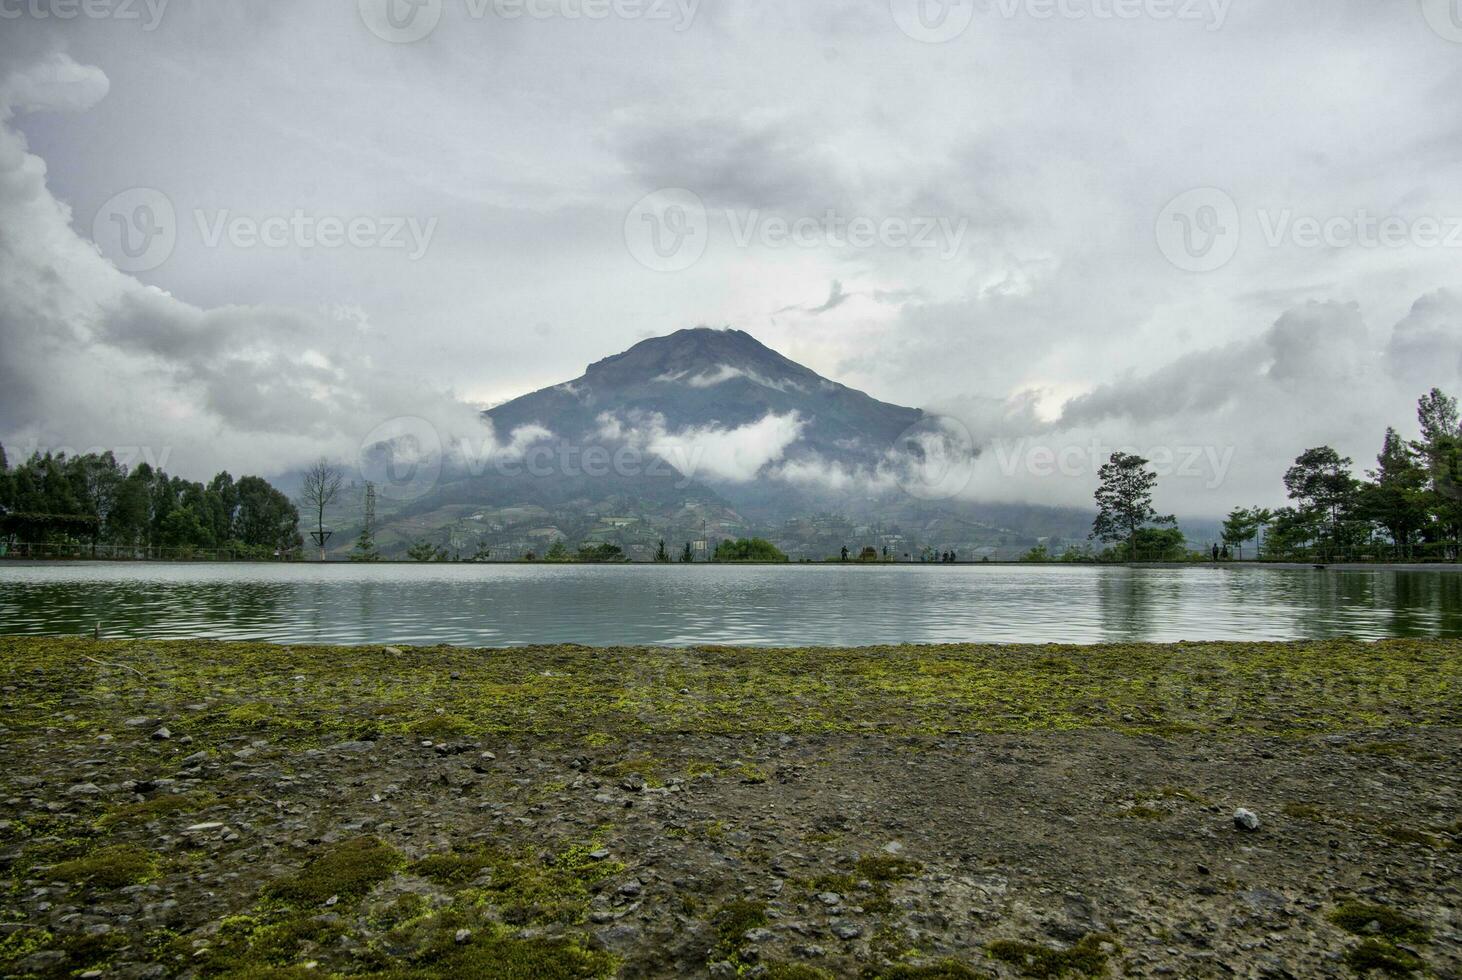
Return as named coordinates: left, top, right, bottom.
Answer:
left=455, top=928, right=472, bottom=944
left=151, top=727, right=171, bottom=741
left=66, top=782, right=102, bottom=796
left=618, top=879, right=643, bottom=897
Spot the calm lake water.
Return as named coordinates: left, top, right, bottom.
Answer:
left=1, top=562, right=1459, bottom=647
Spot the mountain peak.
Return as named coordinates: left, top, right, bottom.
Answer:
left=584, top=327, right=808, bottom=386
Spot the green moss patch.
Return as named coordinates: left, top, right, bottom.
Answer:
left=4, top=636, right=1459, bottom=742
left=986, top=933, right=1118, bottom=977
left=711, top=899, right=767, bottom=960
left=1328, top=903, right=1430, bottom=943
left=450, top=841, right=623, bottom=927
left=409, top=851, right=496, bottom=886
left=364, top=925, right=616, bottom=979
left=51, top=844, right=159, bottom=888
left=869, top=961, right=987, bottom=979
left=264, top=837, right=405, bottom=906
left=95, top=792, right=217, bottom=829
left=1344, top=939, right=1425, bottom=977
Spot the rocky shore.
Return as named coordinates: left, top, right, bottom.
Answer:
left=1, top=637, right=1458, bottom=979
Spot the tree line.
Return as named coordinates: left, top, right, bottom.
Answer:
left=1087, top=387, right=1462, bottom=563
left=0, top=446, right=302, bottom=558
left=1224, top=387, right=1461, bottom=561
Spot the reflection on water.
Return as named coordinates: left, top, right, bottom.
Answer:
left=0, top=562, right=1458, bottom=647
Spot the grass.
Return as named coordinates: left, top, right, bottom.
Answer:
left=0, top=636, right=1457, bottom=746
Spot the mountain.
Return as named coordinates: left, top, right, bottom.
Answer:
left=483, top=327, right=924, bottom=481
left=355, top=328, right=1096, bottom=559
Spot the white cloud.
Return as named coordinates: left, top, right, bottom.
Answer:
left=598, top=410, right=806, bottom=483
left=0, top=51, right=488, bottom=481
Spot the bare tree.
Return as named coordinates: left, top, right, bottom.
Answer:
left=300, top=459, right=343, bottom=560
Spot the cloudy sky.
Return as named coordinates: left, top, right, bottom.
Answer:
left=1, top=0, right=1459, bottom=516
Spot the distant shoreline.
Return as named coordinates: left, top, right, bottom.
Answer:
left=2, top=556, right=1459, bottom=571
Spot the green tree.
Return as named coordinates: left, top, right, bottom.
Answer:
left=577, top=542, right=626, bottom=563
left=159, top=506, right=206, bottom=550
left=1356, top=429, right=1429, bottom=559
left=350, top=526, right=380, bottom=562
left=1090, top=452, right=1175, bottom=561
left=407, top=539, right=448, bottom=562
left=1221, top=507, right=1272, bottom=560
left=681, top=542, right=694, bottom=563
left=654, top=539, right=670, bottom=563
left=545, top=539, right=571, bottom=562
left=1413, top=388, right=1462, bottom=559
left=235, top=476, right=302, bottom=555
left=1022, top=543, right=1051, bottom=563
left=1283, top=447, right=1359, bottom=558
left=712, top=538, right=788, bottom=562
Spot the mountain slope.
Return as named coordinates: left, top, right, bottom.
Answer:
left=482, top=327, right=924, bottom=476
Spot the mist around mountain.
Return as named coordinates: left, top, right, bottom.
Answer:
left=351, top=328, right=1109, bottom=560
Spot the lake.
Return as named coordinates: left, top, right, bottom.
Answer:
left=1, top=562, right=1459, bottom=647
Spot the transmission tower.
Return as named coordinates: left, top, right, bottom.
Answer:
left=363, top=482, right=377, bottom=537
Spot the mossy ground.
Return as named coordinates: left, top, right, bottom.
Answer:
left=1, top=636, right=1456, bottom=745
left=0, top=637, right=1458, bottom=978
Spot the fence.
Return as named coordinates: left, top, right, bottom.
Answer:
left=0, top=541, right=298, bottom=562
